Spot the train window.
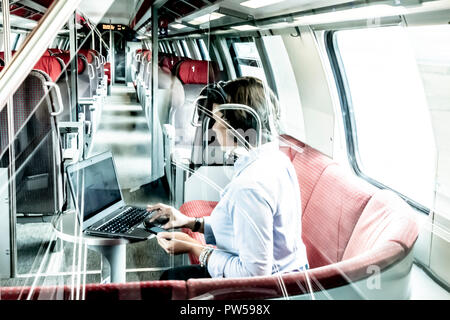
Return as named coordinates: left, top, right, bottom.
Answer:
left=263, top=35, right=305, bottom=141
left=181, top=39, right=191, bottom=58
left=332, top=26, right=437, bottom=211
left=227, top=38, right=267, bottom=83
left=197, top=38, right=211, bottom=61
left=190, top=38, right=202, bottom=60
left=176, top=40, right=185, bottom=57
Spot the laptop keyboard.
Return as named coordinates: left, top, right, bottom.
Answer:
left=94, top=207, right=149, bottom=234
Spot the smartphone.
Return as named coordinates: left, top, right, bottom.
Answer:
left=148, top=226, right=167, bottom=235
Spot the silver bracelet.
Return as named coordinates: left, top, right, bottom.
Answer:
left=199, top=245, right=214, bottom=267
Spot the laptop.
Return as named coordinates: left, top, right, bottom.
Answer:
left=66, top=151, right=156, bottom=240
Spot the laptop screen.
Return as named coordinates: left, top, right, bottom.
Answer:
left=68, top=157, right=122, bottom=222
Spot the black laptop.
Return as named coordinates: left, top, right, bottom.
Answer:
left=66, top=151, right=157, bottom=240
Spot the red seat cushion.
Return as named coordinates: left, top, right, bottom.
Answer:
left=342, top=189, right=419, bottom=260
left=301, top=165, right=376, bottom=268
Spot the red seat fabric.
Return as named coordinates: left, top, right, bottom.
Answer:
left=53, top=53, right=85, bottom=74
left=178, top=134, right=418, bottom=299
left=176, top=60, right=217, bottom=84
left=301, top=164, right=376, bottom=268
left=0, top=280, right=187, bottom=300
left=342, top=189, right=419, bottom=260
left=186, top=241, right=406, bottom=299
left=179, top=201, right=219, bottom=264
left=0, top=51, right=16, bottom=61
left=33, top=56, right=62, bottom=82
left=78, top=49, right=95, bottom=64
left=104, top=62, right=111, bottom=84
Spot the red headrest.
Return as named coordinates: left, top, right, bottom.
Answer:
left=54, top=53, right=85, bottom=74
left=0, top=51, right=17, bottom=61
left=161, top=56, right=185, bottom=72
left=78, top=49, right=95, bottom=64
left=33, top=56, right=62, bottom=82
left=42, top=50, right=51, bottom=56
left=0, top=66, right=3, bottom=72
left=177, top=60, right=217, bottom=84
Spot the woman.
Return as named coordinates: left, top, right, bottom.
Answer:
left=148, top=76, right=308, bottom=280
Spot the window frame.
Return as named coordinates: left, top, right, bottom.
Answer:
left=325, top=30, right=430, bottom=215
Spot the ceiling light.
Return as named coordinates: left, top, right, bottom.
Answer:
left=231, top=24, right=259, bottom=31
left=189, top=12, right=225, bottom=25
left=171, top=23, right=187, bottom=29
left=240, top=0, right=284, bottom=9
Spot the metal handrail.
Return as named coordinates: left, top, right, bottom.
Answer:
left=0, top=0, right=83, bottom=112
left=43, top=81, right=65, bottom=116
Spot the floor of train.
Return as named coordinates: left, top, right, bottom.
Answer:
left=0, top=83, right=188, bottom=288
left=0, top=84, right=449, bottom=299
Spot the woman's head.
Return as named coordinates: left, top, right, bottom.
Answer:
left=205, top=76, right=280, bottom=150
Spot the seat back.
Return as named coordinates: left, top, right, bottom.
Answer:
left=342, top=189, right=419, bottom=260
left=78, top=49, right=98, bottom=96
left=301, top=164, right=377, bottom=268
left=2, top=56, right=65, bottom=214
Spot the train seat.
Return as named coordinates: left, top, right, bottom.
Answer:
left=1, top=56, right=65, bottom=215
left=178, top=135, right=419, bottom=299
left=0, top=280, right=187, bottom=300
left=143, top=67, right=185, bottom=184
left=136, top=50, right=151, bottom=103
left=78, top=49, right=100, bottom=97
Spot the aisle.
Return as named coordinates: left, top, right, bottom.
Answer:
left=89, top=84, right=153, bottom=191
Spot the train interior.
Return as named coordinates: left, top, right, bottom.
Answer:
left=0, top=0, right=450, bottom=300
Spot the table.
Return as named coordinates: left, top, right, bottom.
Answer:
left=52, top=210, right=153, bottom=283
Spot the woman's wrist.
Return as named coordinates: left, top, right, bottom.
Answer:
left=185, top=217, right=196, bottom=231
left=186, top=217, right=203, bottom=232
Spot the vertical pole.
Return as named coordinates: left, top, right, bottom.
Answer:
left=151, top=5, right=160, bottom=182
left=69, top=12, right=79, bottom=121
left=2, top=0, right=17, bottom=278
left=109, top=20, right=115, bottom=86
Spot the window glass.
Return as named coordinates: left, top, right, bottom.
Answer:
left=198, top=38, right=211, bottom=61
left=227, top=39, right=267, bottom=83
left=406, top=25, right=450, bottom=218
left=176, top=40, right=184, bottom=57
left=263, top=35, right=305, bottom=141
left=335, top=26, right=437, bottom=210
left=181, top=39, right=191, bottom=58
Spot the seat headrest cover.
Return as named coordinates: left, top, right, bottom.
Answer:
left=78, top=49, right=94, bottom=64
left=33, top=56, right=62, bottom=82
left=0, top=51, right=17, bottom=61
left=55, top=53, right=85, bottom=74
left=177, top=60, right=216, bottom=84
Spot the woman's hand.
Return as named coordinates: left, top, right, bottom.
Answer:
left=156, top=232, right=203, bottom=258
left=147, top=203, right=194, bottom=230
